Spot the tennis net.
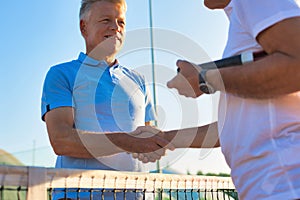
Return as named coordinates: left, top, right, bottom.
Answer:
left=0, top=165, right=237, bottom=200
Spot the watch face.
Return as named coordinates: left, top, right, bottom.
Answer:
left=199, top=83, right=215, bottom=94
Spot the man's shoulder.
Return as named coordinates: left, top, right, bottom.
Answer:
left=48, top=59, right=81, bottom=76
left=44, top=58, right=82, bottom=84
left=51, top=59, right=79, bottom=70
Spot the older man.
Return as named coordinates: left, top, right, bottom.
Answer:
left=41, top=0, right=171, bottom=199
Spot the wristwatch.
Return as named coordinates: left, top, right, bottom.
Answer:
left=199, top=69, right=215, bottom=94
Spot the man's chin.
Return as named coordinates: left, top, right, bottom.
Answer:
left=89, top=42, right=123, bottom=59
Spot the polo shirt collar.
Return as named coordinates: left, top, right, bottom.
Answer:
left=78, top=52, right=119, bottom=68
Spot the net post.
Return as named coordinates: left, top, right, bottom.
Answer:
left=27, top=166, right=47, bottom=200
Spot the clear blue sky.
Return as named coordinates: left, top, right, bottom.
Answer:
left=0, top=0, right=230, bottom=174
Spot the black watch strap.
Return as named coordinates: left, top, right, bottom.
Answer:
left=199, top=69, right=215, bottom=94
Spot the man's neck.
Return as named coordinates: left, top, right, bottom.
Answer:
left=87, top=52, right=116, bottom=66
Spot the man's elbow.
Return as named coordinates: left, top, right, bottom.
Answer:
left=47, top=128, right=73, bottom=156
left=48, top=130, right=91, bottom=158
left=50, top=137, right=70, bottom=156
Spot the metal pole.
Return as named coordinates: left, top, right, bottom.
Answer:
left=32, top=140, right=36, bottom=166
left=148, top=0, right=161, bottom=173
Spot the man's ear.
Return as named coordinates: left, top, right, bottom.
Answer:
left=80, top=20, right=87, bottom=37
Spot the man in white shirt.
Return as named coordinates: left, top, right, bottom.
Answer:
left=136, top=0, right=300, bottom=199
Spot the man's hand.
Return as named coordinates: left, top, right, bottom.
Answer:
left=130, top=126, right=175, bottom=163
left=167, top=60, right=203, bottom=98
left=132, top=150, right=165, bottom=163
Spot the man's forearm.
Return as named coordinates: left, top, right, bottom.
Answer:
left=52, top=127, right=171, bottom=159
left=75, top=129, right=125, bottom=157
left=164, top=122, right=220, bottom=148
left=50, top=127, right=125, bottom=158
left=45, top=107, right=159, bottom=159
left=207, top=52, right=300, bottom=99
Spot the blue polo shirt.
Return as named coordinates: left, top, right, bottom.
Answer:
left=41, top=52, right=156, bottom=171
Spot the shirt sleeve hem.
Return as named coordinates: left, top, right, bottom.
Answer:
left=41, top=103, right=74, bottom=121
left=252, top=10, right=300, bottom=38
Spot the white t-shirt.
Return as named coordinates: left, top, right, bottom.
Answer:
left=219, top=0, right=300, bottom=199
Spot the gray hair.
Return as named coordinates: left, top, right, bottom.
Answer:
left=79, top=0, right=127, bottom=20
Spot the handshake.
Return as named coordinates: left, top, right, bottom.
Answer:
left=130, top=126, right=176, bottom=163
left=105, top=123, right=217, bottom=163
left=107, top=126, right=177, bottom=164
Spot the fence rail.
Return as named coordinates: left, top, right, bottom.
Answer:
left=0, top=165, right=237, bottom=200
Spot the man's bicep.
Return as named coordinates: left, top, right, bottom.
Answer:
left=44, top=107, right=74, bottom=140
left=257, top=17, right=300, bottom=56
left=45, top=106, right=74, bottom=124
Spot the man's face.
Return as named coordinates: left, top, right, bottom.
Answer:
left=203, top=0, right=231, bottom=9
left=80, top=1, right=126, bottom=56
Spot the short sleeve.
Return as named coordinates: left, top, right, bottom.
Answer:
left=234, top=0, right=300, bottom=38
left=41, top=66, right=73, bottom=121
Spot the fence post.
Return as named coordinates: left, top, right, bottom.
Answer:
left=27, top=166, right=47, bottom=200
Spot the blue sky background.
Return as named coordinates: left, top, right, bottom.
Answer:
left=0, top=0, right=231, bottom=174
